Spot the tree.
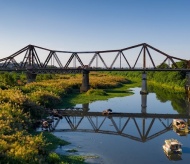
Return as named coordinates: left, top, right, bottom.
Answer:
left=157, top=63, right=169, bottom=69
left=172, top=61, right=187, bottom=68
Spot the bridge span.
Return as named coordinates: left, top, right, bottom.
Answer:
left=0, top=43, right=189, bottom=70
left=0, top=43, right=190, bottom=92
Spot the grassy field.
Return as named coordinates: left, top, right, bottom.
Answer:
left=60, top=80, right=139, bottom=107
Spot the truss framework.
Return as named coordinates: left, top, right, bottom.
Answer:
left=0, top=43, right=188, bottom=71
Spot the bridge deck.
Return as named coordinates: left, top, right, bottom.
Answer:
left=57, top=110, right=190, bottom=119
left=0, top=68, right=190, bottom=72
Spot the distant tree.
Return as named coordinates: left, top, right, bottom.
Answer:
left=157, top=63, right=169, bottom=69
left=172, top=61, right=187, bottom=68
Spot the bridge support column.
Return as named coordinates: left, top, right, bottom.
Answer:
left=26, top=72, right=37, bottom=83
left=141, top=94, right=147, bottom=113
left=185, top=72, right=190, bottom=95
left=80, top=70, right=90, bottom=92
left=185, top=97, right=190, bottom=126
left=82, top=103, right=90, bottom=112
left=140, top=72, right=148, bottom=94
left=185, top=97, right=190, bottom=115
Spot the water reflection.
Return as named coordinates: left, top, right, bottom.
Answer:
left=148, top=85, right=189, bottom=114
left=82, top=103, right=90, bottom=112
left=141, top=93, right=147, bottom=113
left=164, top=154, right=182, bottom=161
left=43, top=88, right=190, bottom=163
left=42, top=93, right=190, bottom=143
left=172, top=119, right=189, bottom=136
left=49, top=109, right=190, bottom=143
left=162, top=139, right=182, bottom=160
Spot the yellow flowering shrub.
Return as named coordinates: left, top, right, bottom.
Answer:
left=0, top=103, right=30, bottom=134
left=0, top=88, right=27, bottom=106
left=0, top=132, right=46, bottom=163
left=30, top=90, right=62, bottom=107
left=0, top=102, right=47, bottom=163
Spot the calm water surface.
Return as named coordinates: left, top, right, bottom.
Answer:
left=53, top=87, right=190, bottom=164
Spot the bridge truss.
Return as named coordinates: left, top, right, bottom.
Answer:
left=0, top=43, right=189, bottom=72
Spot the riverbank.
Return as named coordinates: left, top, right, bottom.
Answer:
left=33, top=132, right=86, bottom=164
left=59, top=80, right=139, bottom=108
left=107, top=71, right=186, bottom=93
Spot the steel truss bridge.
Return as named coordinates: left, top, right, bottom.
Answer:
left=50, top=109, right=190, bottom=143
left=0, top=43, right=190, bottom=73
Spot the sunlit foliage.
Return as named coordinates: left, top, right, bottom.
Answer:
left=108, top=70, right=186, bottom=92
left=86, top=89, right=108, bottom=96
left=0, top=72, right=26, bottom=88
left=0, top=102, right=46, bottom=163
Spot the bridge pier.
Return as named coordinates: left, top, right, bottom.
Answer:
left=26, top=72, right=37, bottom=83
left=185, top=96, right=190, bottom=116
left=141, top=94, right=147, bottom=113
left=185, top=72, right=190, bottom=95
left=82, top=103, right=90, bottom=112
left=140, top=72, right=148, bottom=94
left=80, top=70, right=90, bottom=92
left=185, top=97, right=190, bottom=126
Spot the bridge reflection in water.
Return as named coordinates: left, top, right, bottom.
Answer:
left=49, top=98, right=190, bottom=143
left=43, top=92, right=190, bottom=143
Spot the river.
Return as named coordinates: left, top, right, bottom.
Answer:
left=52, top=87, right=190, bottom=164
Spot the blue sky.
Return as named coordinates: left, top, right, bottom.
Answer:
left=0, top=0, right=190, bottom=66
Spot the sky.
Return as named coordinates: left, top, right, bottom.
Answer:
left=0, top=0, right=190, bottom=67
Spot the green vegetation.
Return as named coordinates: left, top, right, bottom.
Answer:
left=108, top=69, right=186, bottom=93
left=38, top=132, right=70, bottom=151
left=66, top=149, right=78, bottom=153
left=0, top=91, right=74, bottom=163
left=47, top=152, right=85, bottom=164
left=0, top=102, right=46, bottom=163
left=61, top=82, right=136, bottom=107
left=148, top=84, right=187, bottom=114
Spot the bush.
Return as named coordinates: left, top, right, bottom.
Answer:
left=0, top=102, right=47, bottom=163
left=86, top=89, right=108, bottom=96
left=30, top=90, right=62, bottom=108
